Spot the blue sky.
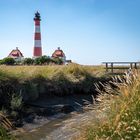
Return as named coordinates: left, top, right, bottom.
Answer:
left=0, top=0, right=140, bottom=65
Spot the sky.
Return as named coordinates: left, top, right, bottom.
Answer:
left=0, top=0, right=140, bottom=65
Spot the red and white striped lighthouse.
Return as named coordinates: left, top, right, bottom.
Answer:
left=33, top=11, right=42, bottom=58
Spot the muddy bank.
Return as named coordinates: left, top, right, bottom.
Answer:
left=28, top=94, right=95, bottom=110
left=16, top=102, right=107, bottom=140
left=16, top=113, right=75, bottom=140
left=13, top=94, right=95, bottom=135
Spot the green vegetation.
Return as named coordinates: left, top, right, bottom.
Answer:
left=10, top=93, right=23, bottom=111
left=0, top=64, right=104, bottom=102
left=33, top=55, right=50, bottom=65
left=0, top=58, right=15, bottom=65
left=0, top=64, right=104, bottom=139
left=82, top=70, right=140, bottom=140
left=51, top=57, right=63, bottom=65
left=0, top=112, right=15, bottom=140
left=0, top=63, right=104, bottom=114
left=0, top=126, right=14, bottom=140
left=0, top=55, right=64, bottom=65
left=1, top=64, right=139, bottom=140
left=23, top=58, right=34, bottom=65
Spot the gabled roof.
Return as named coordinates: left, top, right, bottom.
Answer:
left=52, top=47, right=65, bottom=58
left=8, top=48, right=24, bottom=58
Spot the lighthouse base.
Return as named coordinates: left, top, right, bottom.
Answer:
left=33, top=47, right=42, bottom=58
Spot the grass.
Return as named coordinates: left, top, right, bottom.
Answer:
left=0, top=64, right=105, bottom=139
left=0, top=64, right=104, bottom=79
left=0, top=64, right=105, bottom=120
left=0, top=126, right=14, bottom=140
left=1, top=64, right=139, bottom=139
left=0, top=64, right=106, bottom=105
left=0, top=113, right=15, bottom=140
left=0, top=64, right=104, bottom=83
left=0, top=64, right=105, bottom=101
left=80, top=70, right=140, bottom=140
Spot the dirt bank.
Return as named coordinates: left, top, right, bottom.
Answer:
left=12, top=94, right=95, bottom=137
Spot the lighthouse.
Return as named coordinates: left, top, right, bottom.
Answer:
left=33, top=11, right=42, bottom=58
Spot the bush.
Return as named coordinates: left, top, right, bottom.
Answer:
left=0, top=60, right=3, bottom=65
left=23, top=58, right=34, bottom=65
left=34, top=55, right=51, bottom=65
left=2, top=58, right=15, bottom=65
left=10, top=93, right=23, bottom=111
left=52, top=58, right=63, bottom=65
left=33, top=56, right=63, bottom=65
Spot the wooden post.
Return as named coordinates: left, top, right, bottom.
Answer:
left=130, top=63, right=133, bottom=69
left=106, top=63, right=108, bottom=72
left=111, top=63, right=113, bottom=73
left=134, top=63, right=137, bottom=69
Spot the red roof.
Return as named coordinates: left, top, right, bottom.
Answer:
left=8, top=48, right=23, bottom=58
left=52, top=48, right=65, bottom=58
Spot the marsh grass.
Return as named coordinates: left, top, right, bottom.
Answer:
left=0, top=64, right=105, bottom=101
left=0, top=64, right=105, bottom=139
left=81, top=70, right=140, bottom=140
left=0, top=126, right=14, bottom=140
left=0, top=64, right=104, bottom=108
left=0, top=112, right=15, bottom=140
left=0, top=64, right=104, bottom=78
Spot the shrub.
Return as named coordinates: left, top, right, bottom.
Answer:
left=52, top=58, right=63, bottom=65
left=42, top=56, right=51, bottom=64
left=0, top=60, right=3, bottom=65
left=34, top=55, right=51, bottom=65
left=23, top=58, right=34, bottom=65
left=2, top=58, right=15, bottom=65
left=34, top=57, right=41, bottom=65
left=10, top=93, right=23, bottom=111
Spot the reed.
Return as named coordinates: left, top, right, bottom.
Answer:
left=0, top=113, right=15, bottom=140
left=82, top=70, right=140, bottom=140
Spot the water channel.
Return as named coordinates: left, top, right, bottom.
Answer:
left=15, top=94, right=105, bottom=140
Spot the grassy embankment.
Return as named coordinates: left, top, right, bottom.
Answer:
left=0, top=64, right=105, bottom=102
left=80, top=70, right=140, bottom=140
left=0, top=64, right=105, bottom=139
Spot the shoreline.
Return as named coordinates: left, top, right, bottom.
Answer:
left=15, top=100, right=107, bottom=140
left=12, top=94, right=95, bottom=138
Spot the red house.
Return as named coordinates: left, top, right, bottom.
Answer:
left=8, top=47, right=24, bottom=61
left=52, top=47, right=66, bottom=64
